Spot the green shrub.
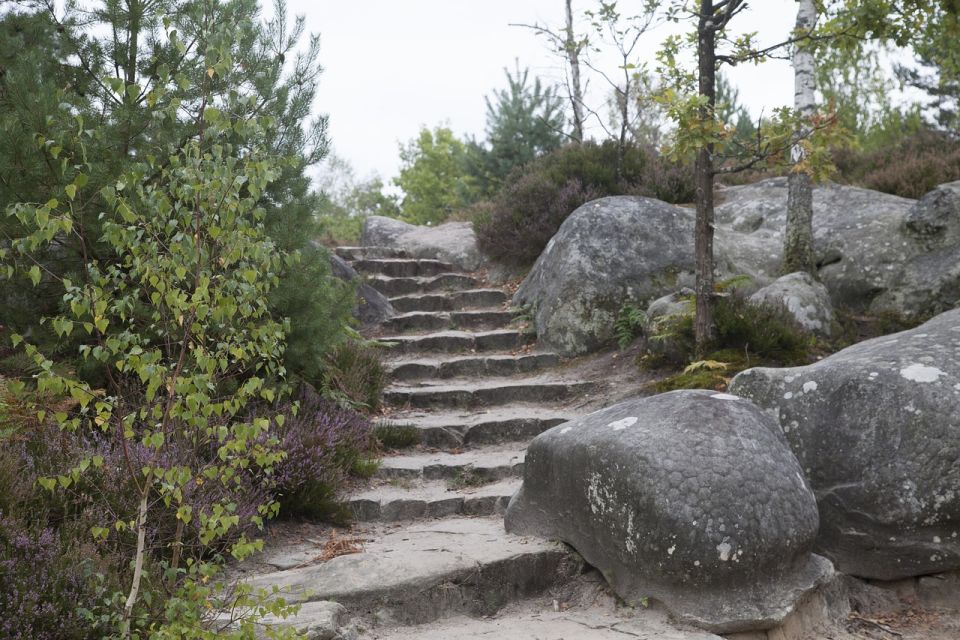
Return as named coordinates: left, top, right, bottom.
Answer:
left=321, top=341, right=388, bottom=411
left=474, top=175, right=601, bottom=267
left=472, top=141, right=695, bottom=267
left=374, top=423, right=421, bottom=450
left=614, top=304, right=647, bottom=350
left=833, top=128, right=960, bottom=199
left=643, top=290, right=813, bottom=379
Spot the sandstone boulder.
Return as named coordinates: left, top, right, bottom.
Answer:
left=361, top=216, right=484, bottom=271
left=513, top=197, right=696, bottom=356
left=729, top=309, right=960, bottom=580
left=749, top=272, right=835, bottom=337
left=505, top=390, right=832, bottom=633
left=329, top=254, right=395, bottom=326
left=715, top=178, right=916, bottom=311
left=873, top=180, right=960, bottom=317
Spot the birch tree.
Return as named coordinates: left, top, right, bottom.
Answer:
left=783, top=0, right=818, bottom=275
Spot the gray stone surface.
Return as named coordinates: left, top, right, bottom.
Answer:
left=715, top=178, right=922, bottom=313
left=244, top=518, right=572, bottom=625
left=361, top=216, right=485, bottom=271
left=348, top=478, right=519, bottom=522
left=376, top=444, right=526, bottom=481
left=328, top=254, right=395, bottom=326
left=383, top=377, right=595, bottom=409
left=380, top=328, right=534, bottom=355
left=749, top=272, right=835, bottom=337
left=513, top=196, right=697, bottom=356
left=382, top=405, right=574, bottom=448
left=875, top=180, right=960, bottom=316
left=255, top=601, right=347, bottom=640
left=505, top=390, right=832, bottom=633
left=729, top=309, right=960, bottom=580
left=366, top=608, right=724, bottom=639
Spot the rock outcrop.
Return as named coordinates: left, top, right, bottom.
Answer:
left=729, top=309, right=960, bottom=580
left=505, top=390, right=832, bottom=633
left=329, top=254, right=395, bottom=326
left=512, top=197, right=696, bottom=356
left=361, top=216, right=484, bottom=271
left=749, top=272, right=835, bottom=337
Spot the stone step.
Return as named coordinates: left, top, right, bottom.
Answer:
left=381, top=329, right=534, bottom=355
left=244, top=517, right=573, bottom=627
left=383, top=379, right=595, bottom=409
left=353, top=258, right=457, bottom=278
left=376, top=445, right=526, bottom=481
left=388, top=351, right=556, bottom=382
left=367, top=273, right=479, bottom=297
left=382, top=406, right=574, bottom=448
left=389, top=289, right=508, bottom=313
left=347, top=477, right=519, bottom=522
left=367, top=607, right=724, bottom=640
left=380, top=309, right=517, bottom=335
left=335, top=246, right=409, bottom=260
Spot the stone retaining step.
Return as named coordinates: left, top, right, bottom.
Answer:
left=353, top=258, right=457, bottom=278
left=380, top=309, right=516, bottom=334
left=367, top=273, right=479, bottom=297
left=389, top=289, right=508, bottom=313
left=383, top=379, right=595, bottom=409
left=245, top=518, right=572, bottom=626
left=367, top=608, right=723, bottom=640
left=335, top=246, right=409, bottom=260
left=348, top=478, right=519, bottom=522
left=376, top=445, right=526, bottom=481
left=381, top=329, right=534, bottom=355
left=388, top=352, right=558, bottom=381
left=382, top=406, right=574, bottom=448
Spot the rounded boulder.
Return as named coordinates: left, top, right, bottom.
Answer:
left=505, top=389, right=832, bottom=633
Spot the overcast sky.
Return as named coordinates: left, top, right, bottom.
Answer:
left=281, top=1, right=799, bottom=186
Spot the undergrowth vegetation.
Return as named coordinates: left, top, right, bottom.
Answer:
left=639, top=287, right=815, bottom=392
left=474, top=141, right=695, bottom=267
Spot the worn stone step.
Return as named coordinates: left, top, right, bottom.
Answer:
left=335, top=246, right=409, bottom=260
left=367, top=607, right=724, bottom=640
left=383, top=406, right=574, bottom=448
left=382, top=309, right=517, bottom=334
left=381, top=329, right=534, bottom=355
left=384, top=379, right=594, bottom=409
left=353, top=258, right=456, bottom=278
left=367, top=273, right=479, bottom=297
left=376, top=445, right=526, bottom=481
left=388, top=352, right=560, bottom=381
left=347, top=477, right=519, bottom=522
left=389, top=289, right=508, bottom=313
left=244, top=518, right=573, bottom=626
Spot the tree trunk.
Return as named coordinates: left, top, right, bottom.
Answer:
left=783, top=0, right=818, bottom=275
left=694, top=0, right=718, bottom=355
left=565, top=0, right=585, bottom=143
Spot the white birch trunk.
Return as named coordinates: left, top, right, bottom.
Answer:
left=784, top=0, right=818, bottom=275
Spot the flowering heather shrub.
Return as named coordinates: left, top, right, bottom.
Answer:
left=271, top=386, right=376, bottom=521
left=474, top=175, right=601, bottom=267
left=833, top=129, right=960, bottom=199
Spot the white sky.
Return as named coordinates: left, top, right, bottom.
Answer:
left=283, top=1, right=799, bottom=186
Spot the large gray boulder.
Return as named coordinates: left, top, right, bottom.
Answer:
left=715, top=178, right=917, bottom=311
left=361, top=216, right=484, bottom=271
left=513, top=197, right=696, bottom=356
left=873, top=180, right=960, bottom=316
left=729, top=309, right=960, bottom=580
left=749, top=272, right=835, bottom=337
left=329, top=254, right=395, bottom=326
left=505, top=390, right=832, bottom=633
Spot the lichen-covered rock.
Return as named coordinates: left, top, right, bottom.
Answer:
left=715, top=178, right=917, bottom=311
left=513, top=197, right=696, bottom=356
left=749, top=272, right=835, bottom=337
left=329, top=254, right=395, bottom=326
left=505, top=390, right=832, bottom=633
left=361, top=216, right=484, bottom=271
left=874, top=181, right=960, bottom=317
left=729, top=309, right=960, bottom=580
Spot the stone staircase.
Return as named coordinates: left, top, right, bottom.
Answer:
left=238, top=245, right=726, bottom=639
